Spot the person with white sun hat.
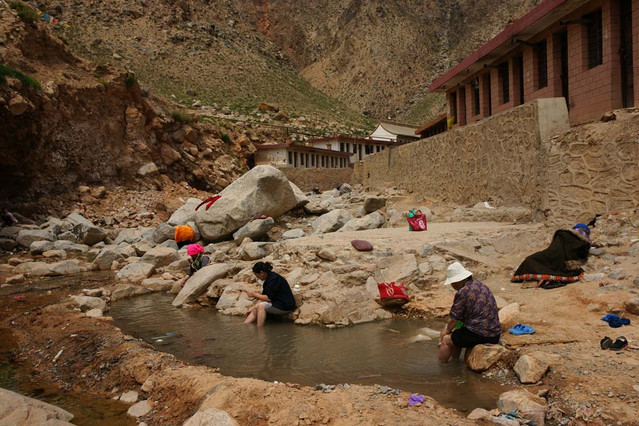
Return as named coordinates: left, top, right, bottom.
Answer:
left=438, top=262, right=501, bottom=363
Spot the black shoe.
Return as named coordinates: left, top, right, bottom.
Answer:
left=610, top=336, right=628, bottom=351
left=600, top=336, right=613, bottom=350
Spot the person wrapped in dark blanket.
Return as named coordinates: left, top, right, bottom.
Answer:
left=511, top=219, right=596, bottom=289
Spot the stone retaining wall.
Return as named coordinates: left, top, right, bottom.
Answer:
left=280, top=167, right=353, bottom=191
left=354, top=98, right=571, bottom=210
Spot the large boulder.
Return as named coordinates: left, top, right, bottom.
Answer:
left=65, top=212, right=93, bottom=227
left=13, top=261, right=54, bottom=277
left=497, top=389, right=547, bottom=426
left=374, top=254, right=418, bottom=283
left=514, top=354, right=550, bottom=384
left=140, top=246, right=179, bottom=267
left=625, top=297, right=639, bottom=315
left=69, top=295, right=107, bottom=312
left=195, top=166, right=299, bottom=241
left=73, top=223, right=107, bottom=246
left=116, top=262, right=155, bottom=283
left=29, top=240, right=54, bottom=255
left=0, top=226, right=21, bottom=239
left=183, top=408, right=238, bottom=426
left=232, top=217, right=275, bottom=244
left=289, top=182, right=309, bottom=207
left=339, top=212, right=385, bottom=232
left=51, top=260, right=86, bottom=276
left=239, top=242, right=273, bottom=261
left=364, top=196, right=387, bottom=213
left=16, top=229, right=55, bottom=248
left=94, top=247, right=124, bottom=270
left=498, top=303, right=520, bottom=328
left=168, top=198, right=202, bottom=226
left=0, top=387, right=74, bottom=425
left=312, top=209, right=353, bottom=234
left=152, top=223, right=176, bottom=244
left=173, top=264, right=231, bottom=307
left=464, top=344, right=508, bottom=372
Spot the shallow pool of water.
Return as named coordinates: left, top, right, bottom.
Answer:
left=112, top=294, right=510, bottom=412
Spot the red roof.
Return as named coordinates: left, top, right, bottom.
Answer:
left=429, top=0, right=584, bottom=92
left=254, top=143, right=351, bottom=157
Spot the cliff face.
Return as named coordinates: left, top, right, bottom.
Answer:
left=0, top=8, right=252, bottom=209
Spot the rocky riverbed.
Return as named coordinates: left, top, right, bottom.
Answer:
left=2, top=168, right=639, bottom=425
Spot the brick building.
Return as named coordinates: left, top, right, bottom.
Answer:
left=428, top=0, right=637, bottom=126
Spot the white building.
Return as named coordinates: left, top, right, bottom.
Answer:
left=254, top=143, right=351, bottom=168
left=309, top=136, right=398, bottom=163
left=368, top=121, right=420, bottom=143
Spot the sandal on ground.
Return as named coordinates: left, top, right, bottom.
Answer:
left=610, top=336, right=628, bottom=351
left=508, top=324, right=536, bottom=335
left=600, top=336, right=613, bottom=350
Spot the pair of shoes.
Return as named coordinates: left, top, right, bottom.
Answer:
left=601, top=314, right=631, bottom=328
left=601, top=336, right=628, bottom=351
left=508, top=324, right=536, bottom=335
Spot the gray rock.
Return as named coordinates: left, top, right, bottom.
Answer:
left=141, top=278, right=174, bottom=292
left=282, top=229, right=305, bottom=239
left=57, top=231, right=78, bottom=242
left=420, top=243, right=434, bottom=257
left=339, top=183, right=353, bottom=194
left=375, top=254, right=418, bottom=283
left=497, top=389, right=547, bottom=426
left=583, top=272, right=605, bottom=282
left=73, top=223, right=107, bottom=246
left=183, top=408, right=238, bottom=426
left=161, top=240, right=179, bottom=250
left=85, top=308, right=104, bottom=318
left=0, top=226, right=21, bottom=239
left=51, top=260, right=86, bottom=276
left=232, top=217, right=275, bottom=244
left=0, top=387, right=74, bottom=425
left=364, top=196, right=387, bottom=213
left=239, top=242, right=272, bottom=261
left=43, top=249, right=67, bottom=259
left=65, top=212, right=93, bottom=227
left=137, top=162, right=159, bottom=177
left=317, top=248, right=337, bottom=261
left=514, top=354, right=550, bottom=384
left=625, top=297, right=639, bottom=315
left=478, top=245, right=498, bottom=257
left=312, top=209, right=353, bottom=234
left=289, top=182, right=309, bottom=207
left=418, top=262, right=432, bottom=275
left=140, top=246, right=179, bottom=267
left=113, top=228, right=154, bottom=245
left=608, top=268, right=627, bottom=280
left=29, top=240, right=54, bottom=255
left=132, top=242, right=154, bottom=257
left=12, top=261, right=54, bottom=277
left=152, top=223, right=175, bottom=244
left=195, top=166, right=299, bottom=241
left=119, top=391, right=138, bottom=404
left=111, top=285, right=152, bottom=301
left=173, top=264, right=230, bottom=307
left=428, top=254, right=447, bottom=272
left=168, top=198, right=202, bottom=226
left=116, top=262, right=155, bottom=283
left=127, top=400, right=152, bottom=417
left=94, top=248, right=125, bottom=271
left=70, top=295, right=107, bottom=312
left=339, top=211, right=385, bottom=232
left=590, top=247, right=606, bottom=256
left=0, top=238, right=16, bottom=251
left=630, top=244, right=639, bottom=257
left=16, top=229, right=56, bottom=248
left=303, top=201, right=330, bottom=215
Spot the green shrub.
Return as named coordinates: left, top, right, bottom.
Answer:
left=0, top=63, right=41, bottom=90
left=220, top=133, right=231, bottom=144
left=9, top=1, right=39, bottom=24
left=171, top=110, right=193, bottom=124
left=124, top=73, right=136, bottom=88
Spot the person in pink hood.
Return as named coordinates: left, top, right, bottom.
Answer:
left=178, top=244, right=210, bottom=287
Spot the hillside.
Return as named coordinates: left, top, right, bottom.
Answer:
left=45, top=0, right=542, bottom=126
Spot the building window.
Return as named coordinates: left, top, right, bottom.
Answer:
left=472, top=78, right=480, bottom=115
left=288, top=152, right=293, bottom=165
left=535, top=40, right=548, bottom=89
left=300, top=153, right=304, bottom=166
left=450, top=91, right=458, bottom=124
left=584, top=9, right=603, bottom=69
left=340, top=143, right=344, bottom=151
left=498, top=62, right=510, bottom=104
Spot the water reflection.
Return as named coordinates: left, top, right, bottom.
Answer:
left=112, top=294, right=510, bottom=411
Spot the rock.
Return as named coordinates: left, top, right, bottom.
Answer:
left=119, top=391, right=139, bottom=404
left=152, top=223, right=175, bottom=244
left=491, top=417, right=520, bottom=426
left=464, top=344, right=508, bottom=372
left=583, top=272, right=605, bottom=282
left=16, top=229, right=56, bottom=248
left=183, top=408, right=238, bottom=426
left=493, top=295, right=508, bottom=310
left=127, top=400, right=152, bottom=418
left=282, top=229, right=305, bottom=239
left=85, top=308, right=104, bottom=318
left=29, top=240, right=54, bottom=254
left=0, top=387, right=74, bottom=425
left=478, top=245, right=498, bottom=257
left=418, top=262, right=432, bottom=275
left=289, top=182, right=309, bottom=207
left=428, top=254, right=447, bottom=271
left=132, top=242, right=154, bottom=257
left=6, top=274, right=25, bottom=284
left=161, top=240, right=179, bottom=250
left=116, top=262, right=155, bottom=283
left=609, top=268, right=627, bottom=280
left=232, top=217, right=276, bottom=244
left=375, top=254, right=418, bottom=283
left=339, top=183, right=353, bottom=194
left=420, top=243, right=434, bottom=256
left=74, top=224, right=107, bottom=246
left=137, top=162, right=159, bottom=177
left=467, top=408, right=492, bottom=421
left=65, top=212, right=93, bottom=227
left=173, top=264, right=230, bottom=307
left=239, top=242, right=272, bottom=261
left=70, top=295, right=107, bottom=312
left=141, top=278, right=174, bottom=292
left=0, top=226, right=21, bottom=239
left=625, top=297, right=639, bottom=315
left=351, top=240, right=373, bottom=251
left=303, top=201, right=330, bottom=215
left=629, top=244, right=639, bottom=257
left=111, top=285, right=152, bottom=301
left=140, top=247, right=179, bottom=267
left=168, top=198, right=202, bottom=226
left=113, top=228, right=154, bottom=245
left=300, top=272, right=319, bottom=286
left=43, top=249, right=67, bottom=259
left=601, top=111, right=616, bottom=122
left=0, top=238, right=16, bottom=251
left=497, top=389, right=547, bottom=426
left=94, top=247, right=125, bottom=270
left=339, top=212, right=385, bottom=232
left=364, top=196, right=387, bottom=213
left=206, top=278, right=235, bottom=298
left=498, top=303, right=520, bottom=327
left=197, top=168, right=296, bottom=241
left=317, top=248, right=337, bottom=261
left=590, top=247, right=606, bottom=256
left=514, top=354, right=550, bottom=384
left=312, top=209, right=353, bottom=234
left=13, top=261, right=54, bottom=277
left=83, top=288, right=103, bottom=297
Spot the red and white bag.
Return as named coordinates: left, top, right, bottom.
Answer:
left=407, top=210, right=427, bottom=231
left=377, top=282, right=409, bottom=303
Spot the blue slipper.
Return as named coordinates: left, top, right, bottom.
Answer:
left=601, top=314, right=631, bottom=328
left=508, top=324, right=536, bottom=335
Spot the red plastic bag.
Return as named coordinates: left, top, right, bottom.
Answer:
left=377, top=282, right=409, bottom=301
left=407, top=210, right=427, bottom=231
